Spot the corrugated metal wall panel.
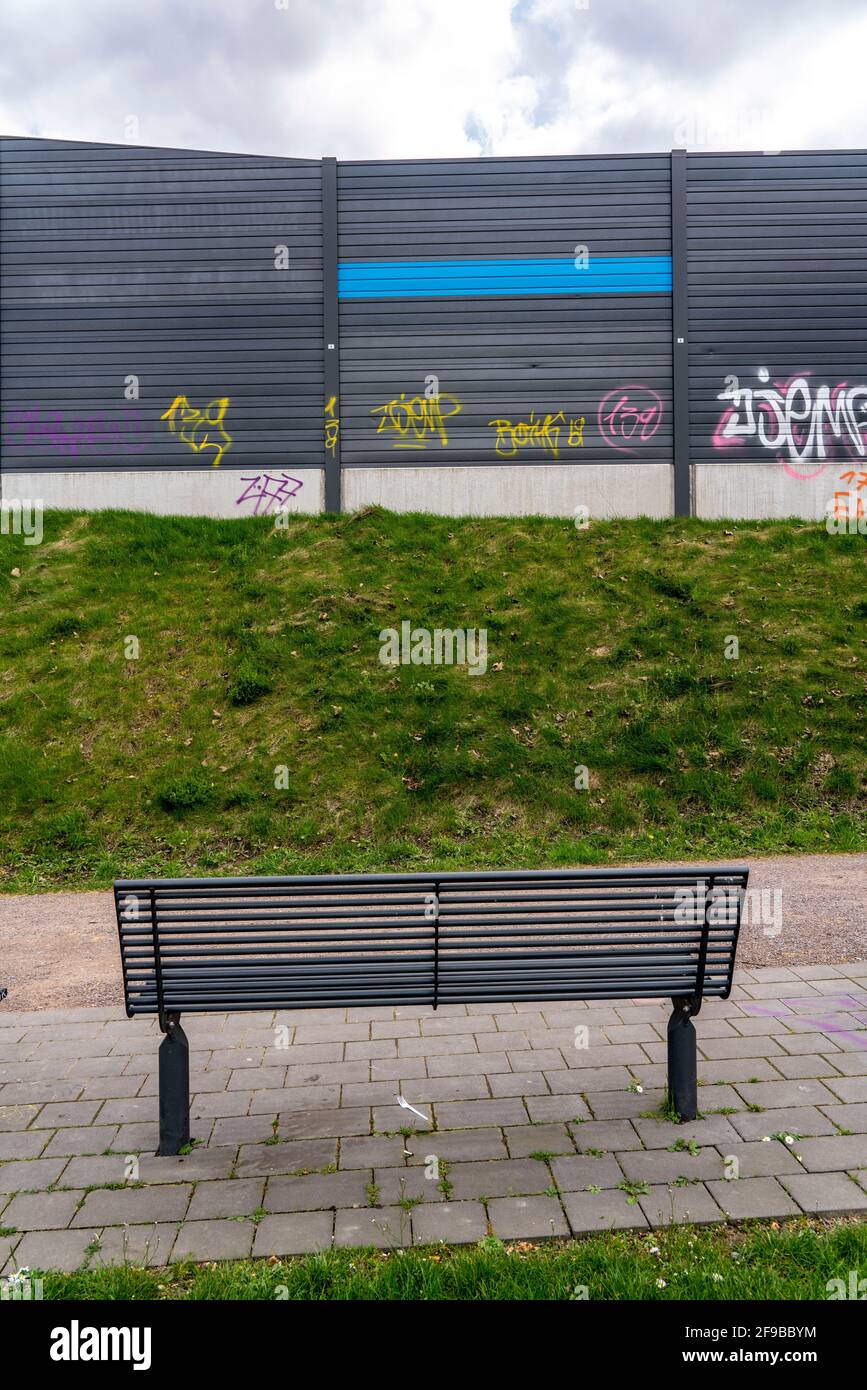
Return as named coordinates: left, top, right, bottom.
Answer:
left=0, top=137, right=324, bottom=471
left=337, top=155, right=673, bottom=467
left=686, top=150, right=867, bottom=476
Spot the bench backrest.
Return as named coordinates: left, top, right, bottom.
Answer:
left=114, top=866, right=748, bottom=1017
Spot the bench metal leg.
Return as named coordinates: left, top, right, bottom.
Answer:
left=157, top=1013, right=190, bottom=1156
left=667, top=999, right=698, bottom=1121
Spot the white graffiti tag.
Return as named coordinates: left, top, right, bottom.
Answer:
left=714, top=369, right=867, bottom=477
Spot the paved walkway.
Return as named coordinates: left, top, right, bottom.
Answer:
left=1, top=963, right=866, bottom=1271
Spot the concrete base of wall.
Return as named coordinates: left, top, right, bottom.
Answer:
left=3, top=463, right=844, bottom=523
left=694, top=463, right=840, bottom=520
left=342, top=464, right=673, bottom=518
left=0, top=469, right=324, bottom=517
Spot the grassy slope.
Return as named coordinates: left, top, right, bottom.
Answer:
left=29, top=1221, right=867, bottom=1301
left=0, top=508, right=864, bottom=891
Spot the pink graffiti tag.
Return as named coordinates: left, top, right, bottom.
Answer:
left=235, top=472, right=304, bottom=515
left=598, top=385, right=663, bottom=455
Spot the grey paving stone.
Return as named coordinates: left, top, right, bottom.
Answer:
left=190, top=1091, right=253, bottom=1120
left=637, top=1184, right=724, bottom=1227
left=234, top=1139, right=337, bottom=1178
left=432, top=1099, right=528, bottom=1129
left=250, top=1084, right=340, bottom=1113
left=340, top=1083, right=400, bottom=1108
left=5, top=1228, right=94, bottom=1272
left=698, top=1037, right=786, bottom=1060
left=504, top=1124, right=575, bottom=1158
left=699, top=1060, right=782, bottom=1084
left=550, top=1155, right=625, bottom=1191
left=371, top=1020, right=420, bottom=1040
left=373, top=1166, right=445, bottom=1205
left=792, top=1134, right=867, bottom=1172
left=370, top=1058, right=426, bottom=1082
left=136, top=1148, right=236, bottom=1185
left=779, top=1032, right=844, bottom=1055
left=0, top=1157, right=68, bottom=1192
left=706, top=1176, right=801, bottom=1220
left=411, top=1201, right=487, bottom=1245
left=631, top=1116, right=741, bottom=1150
left=265, top=1171, right=369, bottom=1212
left=734, top=1079, right=838, bottom=1110
left=710, top=1140, right=804, bottom=1177
left=3, top=1189, right=84, bottom=1231
left=561, top=1189, right=649, bottom=1233
left=278, top=1107, right=371, bottom=1140
left=729, top=1106, right=838, bottom=1141
left=773, top=1054, right=842, bottom=1080
left=581, top=1090, right=665, bottom=1120
left=187, top=1179, right=265, bottom=1221
left=30, top=1100, right=104, bottom=1130
left=398, top=1034, right=473, bottom=1057
left=404, top=1129, right=509, bottom=1164
left=79, top=1076, right=146, bottom=1100
left=41, top=1126, right=119, bottom=1158
left=490, top=1071, right=550, bottom=1098
left=339, top=1135, right=406, bottom=1169
left=488, top=1195, right=569, bottom=1239
left=420, top=1017, right=496, bottom=1036
left=211, top=1115, right=276, bottom=1145
left=88, top=1223, right=179, bottom=1267
left=62, top=1154, right=136, bottom=1189
left=252, top=1213, right=334, bottom=1256
left=171, top=1219, right=254, bottom=1262
left=780, top=1171, right=867, bottom=1215
left=618, top=1148, right=724, bottom=1184
left=819, top=1103, right=867, bottom=1133
left=73, top=1183, right=192, bottom=1226
left=335, top=1207, right=411, bottom=1248
left=286, top=1061, right=373, bottom=1089
left=448, top=1158, right=550, bottom=1200
left=401, top=1077, right=491, bottom=1103
left=525, top=1094, right=593, bottom=1123
left=569, top=1119, right=644, bottom=1151
left=825, top=1077, right=867, bottom=1103
left=828, top=1053, right=867, bottom=1076
left=0, top=1083, right=84, bottom=1106
left=96, top=1098, right=157, bottom=1125
left=549, top=1067, right=633, bottom=1093
left=0, top=1131, right=49, bottom=1160
left=0, top=1234, right=21, bottom=1272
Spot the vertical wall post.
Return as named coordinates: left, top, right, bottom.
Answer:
left=321, top=156, right=342, bottom=514
left=670, top=148, right=691, bottom=517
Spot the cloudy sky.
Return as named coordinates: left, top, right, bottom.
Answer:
left=0, top=0, right=864, bottom=160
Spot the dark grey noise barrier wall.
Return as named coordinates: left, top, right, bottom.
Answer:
left=2, top=135, right=867, bottom=520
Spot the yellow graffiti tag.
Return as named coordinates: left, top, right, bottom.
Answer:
left=161, top=394, right=232, bottom=467
left=371, top=391, right=462, bottom=449
left=324, top=394, right=340, bottom=457
left=488, top=409, right=585, bottom=461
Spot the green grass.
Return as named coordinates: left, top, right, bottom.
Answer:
left=0, top=507, right=864, bottom=889
left=22, top=1220, right=867, bottom=1300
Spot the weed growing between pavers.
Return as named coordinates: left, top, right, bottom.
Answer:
left=1, top=510, right=865, bottom=890
left=30, top=1217, right=867, bottom=1300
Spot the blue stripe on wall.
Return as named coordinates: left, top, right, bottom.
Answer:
left=338, top=254, right=672, bottom=299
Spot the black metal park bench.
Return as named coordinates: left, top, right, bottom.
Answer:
left=114, top=865, right=748, bottom=1156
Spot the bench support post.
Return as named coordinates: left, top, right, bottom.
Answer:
left=157, top=1011, right=190, bottom=1157
left=667, top=997, right=699, bottom=1121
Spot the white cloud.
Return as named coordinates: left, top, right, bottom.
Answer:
left=0, top=0, right=864, bottom=159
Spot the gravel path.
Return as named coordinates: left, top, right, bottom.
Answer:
left=0, top=853, right=864, bottom=1013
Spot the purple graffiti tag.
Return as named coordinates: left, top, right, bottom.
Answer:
left=4, top=403, right=153, bottom=457
left=739, top=994, right=867, bottom=1050
left=598, top=384, right=663, bottom=455
left=235, top=473, right=304, bottom=515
